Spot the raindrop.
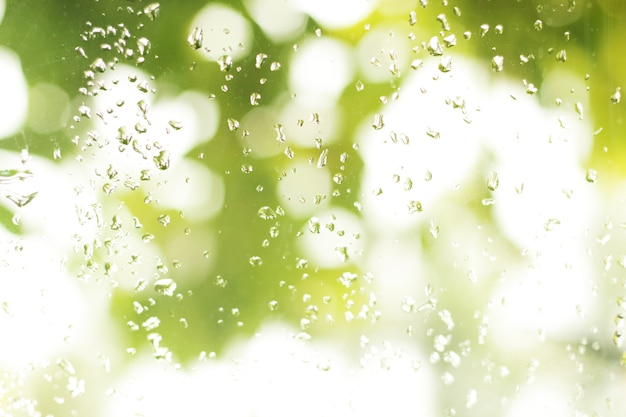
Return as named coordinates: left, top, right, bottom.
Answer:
left=372, top=113, right=385, bottom=130
left=611, top=87, right=621, bottom=104
left=91, top=57, right=107, bottom=73
left=153, top=150, right=171, bottom=170
left=487, top=171, right=499, bottom=191
left=443, top=34, right=457, bottom=47
left=143, top=3, right=160, bottom=21
left=586, top=169, right=597, bottom=183
left=227, top=118, right=240, bottom=131
left=408, top=200, right=423, bottom=213
left=534, top=19, right=543, bottom=31
left=436, top=14, right=450, bottom=31
left=317, top=149, right=329, bottom=168
left=427, top=36, right=444, bottom=56
left=438, top=55, right=453, bottom=73
left=255, top=53, right=268, bottom=68
left=479, top=23, right=489, bottom=36
left=154, top=278, right=177, bottom=297
left=575, top=101, right=583, bottom=119
left=217, top=55, right=233, bottom=72
left=555, top=49, right=567, bottom=62
left=188, top=27, right=203, bottom=49
left=491, top=55, right=504, bottom=72
left=137, top=37, right=151, bottom=56
left=249, top=92, right=261, bottom=106
left=249, top=256, right=263, bottom=266
left=268, top=300, right=279, bottom=311
left=257, top=206, right=277, bottom=220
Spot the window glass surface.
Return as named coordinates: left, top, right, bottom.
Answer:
left=0, top=1, right=625, bottom=416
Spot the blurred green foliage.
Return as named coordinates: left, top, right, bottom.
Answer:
left=1, top=0, right=625, bottom=364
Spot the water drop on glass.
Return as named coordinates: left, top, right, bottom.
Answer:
left=491, top=55, right=504, bottom=72
left=153, top=150, right=170, bottom=170
left=188, top=27, right=203, bottom=49
left=154, top=278, right=177, bottom=297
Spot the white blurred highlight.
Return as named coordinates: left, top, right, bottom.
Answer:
left=244, top=0, right=307, bottom=42
left=189, top=4, right=253, bottom=62
left=0, top=47, right=28, bottom=139
left=103, top=323, right=435, bottom=417
left=292, top=0, right=376, bottom=29
left=290, top=38, right=355, bottom=104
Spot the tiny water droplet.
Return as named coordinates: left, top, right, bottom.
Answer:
left=491, top=55, right=504, bottom=72
left=487, top=171, right=499, bottom=191
left=555, top=49, right=567, bottom=62
left=227, top=118, right=240, bottom=131
left=217, top=55, right=232, bottom=72
left=143, top=3, right=160, bottom=21
left=188, top=27, right=203, bottom=49
left=372, top=113, right=385, bottom=130
left=427, top=36, right=444, bottom=56
left=249, top=256, right=263, bottom=266
left=154, top=278, right=177, bottom=297
left=409, top=11, right=417, bottom=26
left=586, top=169, right=597, bottom=183
left=153, top=150, right=171, bottom=170
left=611, top=87, right=621, bottom=104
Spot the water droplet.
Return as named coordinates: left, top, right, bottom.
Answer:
left=168, top=120, right=183, bottom=130
left=487, top=171, right=499, bottom=191
left=268, top=300, right=279, bottom=311
left=491, top=55, right=504, bottom=72
left=217, top=55, right=233, bottom=72
left=143, top=3, right=160, bottom=21
left=270, top=61, right=281, bottom=71
left=153, top=150, right=170, bottom=170
left=466, top=389, right=478, bottom=408
left=227, top=118, right=240, bottom=131
left=443, top=34, right=457, bottom=47
left=575, top=101, right=583, bottom=119
left=372, top=113, right=385, bottom=130
left=439, top=55, right=453, bottom=72
left=5, top=191, right=37, bottom=208
left=427, top=36, right=444, bottom=56
left=586, top=168, right=597, bottom=183
left=479, top=23, right=489, bottom=36
left=188, top=27, right=203, bottom=49
left=249, top=92, right=261, bottom=106
left=611, top=87, right=621, bottom=104
left=534, top=19, right=543, bottom=31
left=426, top=127, right=440, bottom=138
left=411, top=59, right=424, bottom=70
left=249, top=256, right=263, bottom=266
left=154, top=278, right=177, bottom=297
left=142, top=316, right=161, bottom=331
left=257, top=206, right=277, bottom=220
left=137, top=37, right=151, bottom=56
left=317, top=149, right=329, bottom=168
left=613, top=331, right=623, bottom=347
left=409, top=11, right=417, bottom=26
left=436, top=14, right=450, bottom=31
left=544, top=218, right=561, bottom=231
left=555, top=49, right=567, bottom=62
left=355, top=79, right=365, bottom=91
left=157, top=214, right=170, bottom=227
left=408, top=200, right=423, bottom=213
left=91, top=57, right=107, bottom=73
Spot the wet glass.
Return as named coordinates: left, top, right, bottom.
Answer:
left=0, top=1, right=625, bottom=416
